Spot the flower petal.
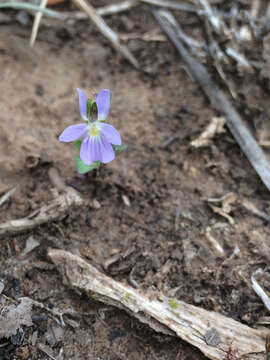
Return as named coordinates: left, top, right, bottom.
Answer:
left=100, top=136, right=115, bottom=164
left=101, top=123, right=121, bottom=145
left=77, top=88, right=87, bottom=120
left=59, top=124, right=87, bottom=142
left=97, top=89, right=111, bottom=121
left=89, top=138, right=101, bottom=162
left=80, top=136, right=93, bottom=166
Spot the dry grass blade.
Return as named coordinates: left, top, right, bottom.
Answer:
left=242, top=199, right=270, bottom=223
left=197, top=0, right=223, bottom=32
left=140, top=0, right=197, bottom=13
left=0, top=187, right=17, bottom=207
left=62, top=1, right=139, bottom=21
left=97, top=0, right=138, bottom=16
left=48, top=249, right=267, bottom=360
left=72, top=0, right=139, bottom=68
left=251, top=269, right=270, bottom=313
left=153, top=8, right=270, bottom=193
left=30, top=0, right=48, bottom=47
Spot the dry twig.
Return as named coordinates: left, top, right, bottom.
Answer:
left=251, top=269, right=270, bottom=313
left=0, top=187, right=17, bottom=207
left=140, top=0, right=197, bottom=13
left=30, top=0, right=48, bottom=47
left=197, top=0, right=223, bottom=32
left=96, top=0, right=138, bottom=16
left=62, top=0, right=139, bottom=20
left=48, top=249, right=267, bottom=360
left=242, top=199, right=270, bottom=223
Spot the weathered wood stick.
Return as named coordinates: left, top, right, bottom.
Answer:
left=152, top=8, right=270, bottom=193
left=48, top=249, right=267, bottom=360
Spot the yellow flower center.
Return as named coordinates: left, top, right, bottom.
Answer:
left=91, top=127, right=100, bottom=137
left=88, top=123, right=101, bottom=138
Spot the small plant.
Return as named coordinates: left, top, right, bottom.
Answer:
left=92, top=293, right=99, bottom=301
left=59, top=88, right=125, bottom=174
left=169, top=299, right=179, bottom=310
left=125, top=292, right=131, bottom=301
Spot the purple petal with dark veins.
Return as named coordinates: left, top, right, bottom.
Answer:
left=89, top=138, right=101, bottom=162
left=59, top=124, right=87, bottom=142
left=80, top=136, right=93, bottom=166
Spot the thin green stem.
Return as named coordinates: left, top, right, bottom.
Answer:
left=0, top=2, right=64, bottom=19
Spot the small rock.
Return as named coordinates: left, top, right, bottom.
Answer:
left=92, top=199, right=101, bottom=209
left=122, top=194, right=130, bottom=207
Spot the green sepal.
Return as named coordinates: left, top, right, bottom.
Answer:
left=75, top=139, right=82, bottom=150
left=87, top=99, right=93, bottom=119
left=112, top=143, right=127, bottom=155
left=90, top=101, right=98, bottom=121
left=110, top=92, right=112, bottom=103
left=75, top=156, right=100, bottom=174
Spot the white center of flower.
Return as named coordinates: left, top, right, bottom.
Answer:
left=87, top=122, right=101, bottom=139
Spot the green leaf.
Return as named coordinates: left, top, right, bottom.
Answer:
left=75, top=156, right=100, bottom=174
left=112, top=143, right=127, bottom=155
left=74, top=140, right=82, bottom=150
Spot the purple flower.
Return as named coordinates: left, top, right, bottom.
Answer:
left=59, top=88, right=121, bottom=165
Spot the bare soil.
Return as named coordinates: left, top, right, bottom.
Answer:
left=1, top=2, right=270, bottom=359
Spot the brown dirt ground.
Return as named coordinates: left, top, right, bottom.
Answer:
left=1, top=1, right=270, bottom=359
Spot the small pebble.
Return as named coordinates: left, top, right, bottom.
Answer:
left=92, top=199, right=101, bottom=209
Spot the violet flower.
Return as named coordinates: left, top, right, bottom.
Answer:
left=59, top=88, right=121, bottom=165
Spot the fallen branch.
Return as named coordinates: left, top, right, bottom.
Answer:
left=48, top=249, right=267, bottom=360
left=152, top=8, right=270, bottom=193
left=72, top=0, right=139, bottom=68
